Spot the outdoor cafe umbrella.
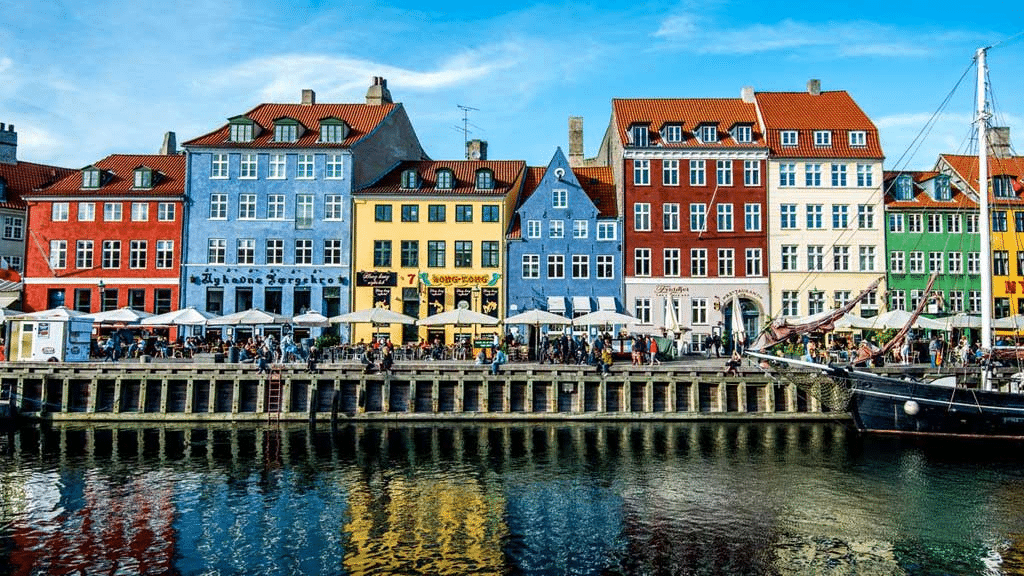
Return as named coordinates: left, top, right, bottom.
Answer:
left=292, top=311, right=331, bottom=327
left=504, top=309, right=571, bottom=361
left=142, top=306, right=219, bottom=326
left=571, top=309, right=639, bottom=327
left=937, top=312, right=983, bottom=330
left=860, top=309, right=948, bottom=331
left=418, top=308, right=500, bottom=352
left=81, top=306, right=154, bottom=325
left=330, top=307, right=417, bottom=325
left=993, top=314, right=1024, bottom=331
left=207, top=308, right=292, bottom=326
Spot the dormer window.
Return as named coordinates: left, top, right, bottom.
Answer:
left=401, top=169, right=419, bottom=189
left=0, top=178, right=6, bottom=202
left=229, top=118, right=255, bottom=142
left=814, top=130, right=832, bottom=147
left=273, top=119, right=299, bottom=143
left=895, top=174, right=914, bottom=201
left=781, top=130, right=798, bottom=146
left=630, top=125, right=649, bottom=147
left=732, top=125, right=752, bottom=143
left=133, top=167, right=153, bottom=189
left=697, top=125, right=717, bottom=143
left=82, top=168, right=101, bottom=188
left=436, top=169, right=454, bottom=190
left=475, top=169, right=494, bottom=190
left=849, top=131, right=866, bottom=147
left=662, top=124, right=682, bottom=143
left=934, top=174, right=952, bottom=201
left=319, top=119, right=348, bottom=143
left=993, top=175, right=1014, bottom=198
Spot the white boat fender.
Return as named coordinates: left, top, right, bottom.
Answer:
left=904, top=400, right=920, bottom=416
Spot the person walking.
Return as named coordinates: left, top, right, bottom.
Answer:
left=649, top=337, right=660, bottom=365
left=929, top=334, right=940, bottom=368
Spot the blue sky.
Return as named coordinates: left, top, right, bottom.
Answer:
left=2, top=0, right=1023, bottom=171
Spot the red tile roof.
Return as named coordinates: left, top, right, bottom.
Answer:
left=755, top=91, right=883, bottom=158
left=183, top=103, right=397, bottom=148
left=940, top=153, right=1024, bottom=205
left=612, top=98, right=765, bottom=148
left=883, top=171, right=977, bottom=209
left=356, top=160, right=526, bottom=197
left=508, top=166, right=617, bottom=240
left=28, top=154, right=185, bottom=198
left=0, top=161, right=74, bottom=209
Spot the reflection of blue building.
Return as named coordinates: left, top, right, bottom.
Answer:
left=506, top=148, right=621, bottom=326
left=181, top=79, right=426, bottom=338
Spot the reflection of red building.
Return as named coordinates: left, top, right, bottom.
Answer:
left=23, top=144, right=184, bottom=314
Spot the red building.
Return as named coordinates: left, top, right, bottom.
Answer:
left=22, top=144, right=185, bottom=314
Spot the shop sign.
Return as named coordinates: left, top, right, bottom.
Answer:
left=357, top=271, right=397, bottom=287
left=427, top=287, right=445, bottom=315
left=654, top=285, right=689, bottom=295
left=189, top=268, right=344, bottom=287
left=481, top=287, right=499, bottom=317
left=419, top=272, right=500, bottom=287
left=373, top=287, right=391, bottom=308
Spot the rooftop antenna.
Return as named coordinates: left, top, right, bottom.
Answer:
left=457, top=104, right=479, bottom=159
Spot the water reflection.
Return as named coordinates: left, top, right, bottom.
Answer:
left=1, top=423, right=1023, bottom=574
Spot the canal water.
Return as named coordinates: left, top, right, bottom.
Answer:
left=1, top=422, right=1022, bottom=575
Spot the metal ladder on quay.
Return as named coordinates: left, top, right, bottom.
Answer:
left=265, top=366, right=284, bottom=466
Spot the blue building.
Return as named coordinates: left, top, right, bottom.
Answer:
left=181, top=79, right=426, bottom=340
left=506, top=148, right=621, bottom=335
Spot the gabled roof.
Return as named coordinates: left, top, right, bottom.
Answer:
left=611, top=98, right=765, bottom=148
left=939, top=153, right=1024, bottom=204
left=755, top=91, right=883, bottom=158
left=882, top=170, right=976, bottom=209
left=507, top=165, right=616, bottom=240
left=183, top=102, right=397, bottom=149
left=28, top=154, right=185, bottom=198
left=0, top=160, right=74, bottom=209
left=356, top=160, right=526, bottom=197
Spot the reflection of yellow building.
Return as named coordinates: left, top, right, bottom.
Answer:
left=352, top=159, right=525, bottom=345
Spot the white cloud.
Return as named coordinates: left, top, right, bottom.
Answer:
left=0, top=57, right=11, bottom=74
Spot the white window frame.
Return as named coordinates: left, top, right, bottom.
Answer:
left=633, top=159, right=650, bottom=185
left=634, top=203, right=651, bottom=232
left=157, top=202, right=175, bottom=222
left=663, top=203, right=680, bottom=232
left=326, top=154, right=344, bottom=179
left=745, top=248, right=762, bottom=277
left=269, top=154, right=286, bottom=179
left=211, top=153, right=229, bottom=179
left=634, top=248, right=651, bottom=277
left=717, top=248, right=734, bottom=277
left=522, top=254, right=540, bottom=279
left=239, top=153, right=257, bottom=179
left=690, top=248, right=707, bottom=277
left=104, top=202, right=122, bottom=222
left=208, top=239, right=226, bottom=264
left=663, top=159, right=679, bottom=186
left=716, top=160, right=733, bottom=186
left=238, top=194, right=257, bottom=220
left=552, top=189, right=568, bottom=208
left=597, top=255, right=614, bottom=279
left=130, top=202, right=148, bottom=222
left=549, top=220, right=564, bottom=239
left=814, top=130, right=832, bottom=147
left=526, top=220, right=542, bottom=239
left=781, top=131, right=798, bottom=146
left=52, top=202, right=69, bottom=222
left=663, top=248, right=680, bottom=277
left=573, top=220, right=588, bottom=239
left=156, top=240, right=174, bottom=269
left=689, top=160, right=706, bottom=186
left=324, top=195, right=343, bottom=221
left=597, top=222, right=616, bottom=241
left=547, top=254, right=565, bottom=279
left=78, top=202, right=95, bottom=222
left=50, top=239, right=67, bottom=269
left=716, top=203, right=733, bottom=232
left=743, top=160, right=760, bottom=186
left=572, top=255, right=590, bottom=279
left=849, top=131, right=866, bottom=147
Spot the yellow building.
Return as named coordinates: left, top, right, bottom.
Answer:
left=351, top=159, right=526, bottom=346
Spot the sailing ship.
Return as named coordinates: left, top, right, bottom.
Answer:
left=749, top=46, right=1024, bottom=438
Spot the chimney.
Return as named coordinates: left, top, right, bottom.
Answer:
left=740, top=86, right=755, bottom=104
left=160, top=131, right=177, bottom=155
left=988, top=126, right=1012, bottom=159
left=466, top=139, right=487, bottom=161
left=365, top=76, right=393, bottom=106
left=0, top=123, right=16, bottom=165
left=568, top=117, right=584, bottom=167
left=301, top=89, right=316, bottom=106
left=807, top=79, right=821, bottom=96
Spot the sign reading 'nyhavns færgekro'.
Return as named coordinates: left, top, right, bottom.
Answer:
left=190, top=268, right=346, bottom=287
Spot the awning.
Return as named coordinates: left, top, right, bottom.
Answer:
left=547, top=296, right=566, bottom=314
left=571, top=296, right=592, bottom=315
left=598, top=296, right=617, bottom=312
left=0, top=293, right=19, bottom=308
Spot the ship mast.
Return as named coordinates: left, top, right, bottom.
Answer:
left=976, top=46, right=993, bottom=389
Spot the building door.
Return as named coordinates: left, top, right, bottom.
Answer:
left=402, top=288, right=419, bottom=345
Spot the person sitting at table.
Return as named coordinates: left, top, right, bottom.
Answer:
left=725, top=351, right=741, bottom=376
left=307, top=345, right=320, bottom=374
left=379, top=344, right=394, bottom=374
left=491, top=347, right=508, bottom=375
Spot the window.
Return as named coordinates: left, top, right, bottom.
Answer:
left=266, top=239, right=284, bottom=265
left=689, top=160, right=706, bottom=186
left=948, top=252, right=962, bottom=274
left=781, top=245, right=797, bottom=271
left=326, top=155, right=344, bottom=179
left=76, top=240, right=93, bottom=269
left=548, top=254, right=565, bottom=279
left=691, top=298, right=707, bottom=324
left=780, top=204, right=797, bottom=229
left=78, top=202, right=95, bottom=222
left=889, top=214, right=904, bottom=232
left=573, top=220, right=588, bottom=238
left=295, top=195, right=314, bottom=229
left=834, top=291, right=851, bottom=309
left=806, top=204, right=823, bottom=229
left=597, top=255, right=614, bottom=279
left=401, top=169, right=419, bottom=189
left=857, top=204, right=875, bottom=229
left=295, top=239, right=313, bottom=265
left=663, top=248, right=680, bottom=277
left=849, top=131, right=866, bottom=147
left=266, top=195, right=285, bottom=220
left=104, top=203, right=122, bottom=222
left=718, top=248, right=734, bottom=277
left=210, top=194, right=227, bottom=219
left=856, top=164, right=873, bottom=187
left=630, top=124, right=649, bottom=146
left=992, top=211, right=1008, bottom=232
left=375, top=204, right=392, bottom=222
left=572, top=255, right=590, bottom=279
left=481, top=241, right=499, bottom=268
left=909, top=251, right=925, bottom=273
left=967, top=214, right=979, bottom=233
left=860, top=246, right=876, bottom=272
left=320, top=121, right=346, bottom=143
left=436, top=169, right=454, bottom=190
left=716, top=160, right=732, bottom=185
left=229, top=121, right=253, bottom=142
left=805, top=163, right=822, bottom=187
left=82, top=169, right=101, bottom=188
left=475, top=169, right=494, bottom=190
left=969, top=290, right=981, bottom=313
left=968, top=252, right=980, bottom=274
left=663, top=160, right=679, bottom=186
left=400, top=240, right=418, bottom=267
left=663, top=124, right=682, bottom=143
left=428, top=241, right=446, bottom=267
left=690, top=248, right=707, bottom=277
left=208, top=239, right=226, bottom=264
left=133, top=168, right=152, bottom=189
left=832, top=204, right=849, bottom=228
left=211, top=154, right=228, bottom=178
left=269, top=154, right=286, bottom=179
left=633, top=159, right=650, bottom=185
left=927, top=213, right=942, bottom=233
left=662, top=204, right=680, bottom=232
left=633, top=249, right=650, bottom=277
left=401, top=204, right=419, bottom=222
left=924, top=251, right=943, bottom=274
left=482, top=205, right=500, bottom=222
left=373, top=240, right=392, bottom=267
left=549, top=220, right=564, bottom=238
left=634, top=203, right=651, bottom=231
left=807, top=245, right=824, bottom=271
left=996, top=297, right=1012, bottom=318
left=808, top=291, right=825, bottom=315
left=716, top=203, right=733, bottom=232
left=597, top=222, right=616, bottom=240
left=895, top=174, right=913, bottom=200
left=781, top=130, right=798, bottom=146
left=102, top=240, right=120, bottom=268
left=779, top=163, right=796, bottom=187
left=831, top=164, right=847, bottom=187
left=781, top=291, right=799, bottom=316
left=949, top=290, right=965, bottom=313
left=1016, top=212, right=1024, bottom=233
left=522, top=254, right=540, bottom=279
left=907, top=214, right=922, bottom=233
left=814, top=130, right=832, bottom=147
left=5, top=256, right=20, bottom=272
left=745, top=248, right=762, bottom=277
left=157, top=203, right=175, bottom=221
left=128, top=240, right=147, bottom=269
left=635, top=298, right=652, bottom=324
left=743, top=161, right=760, bottom=186
left=733, top=125, right=752, bottom=143
left=993, top=176, right=1014, bottom=198
left=2, top=216, right=22, bottom=240
left=236, top=239, right=254, bottom=265
left=456, top=205, right=473, bottom=222
left=890, top=251, right=905, bottom=273
left=698, top=125, right=717, bottom=143
left=239, top=153, right=257, bottom=179
left=1019, top=252, right=1024, bottom=276
left=744, top=203, right=761, bottom=231
left=552, top=189, right=567, bottom=208
left=238, top=194, right=257, bottom=219
left=428, top=205, right=446, bottom=222
left=73, top=288, right=91, bottom=313
left=526, top=220, right=541, bottom=239
left=994, top=250, right=1010, bottom=276
left=890, top=290, right=907, bottom=311
left=296, top=154, right=314, bottom=179
left=100, top=288, right=117, bottom=311
left=325, top=195, right=343, bottom=220
left=454, top=241, right=472, bottom=267
left=833, top=246, right=850, bottom=271
left=155, top=290, right=172, bottom=315
left=52, top=202, right=69, bottom=221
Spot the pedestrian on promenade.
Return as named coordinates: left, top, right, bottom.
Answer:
left=491, top=347, right=508, bottom=375
left=649, top=337, right=660, bottom=366
left=306, top=345, right=319, bottom=374
left=929, top=335, right=940, bottom=368
left=725, top=351, right=741, bottom=376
